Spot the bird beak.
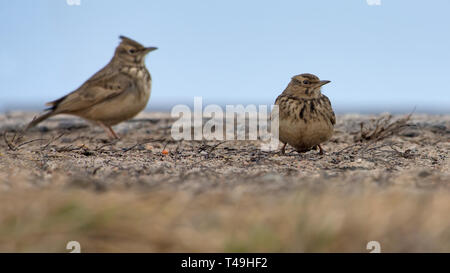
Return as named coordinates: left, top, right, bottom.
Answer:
left=317, top=80, right=331, bottom=87
left=143, top=47, right=158, bottom=54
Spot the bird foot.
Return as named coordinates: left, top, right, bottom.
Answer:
left=317, top=145, right=325, bottom=155
left=97, top=122, right=120, bottom=140
left=280, top=143, right=287, bottom=155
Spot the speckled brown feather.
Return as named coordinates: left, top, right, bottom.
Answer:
left=275, top=94, right=335, bottom=126
left=275, top=73, right=335, bottom=153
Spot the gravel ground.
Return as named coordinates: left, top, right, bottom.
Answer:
left=0, top=112, right=449, bottom=252
left=1, top=112, right=448, bottom=192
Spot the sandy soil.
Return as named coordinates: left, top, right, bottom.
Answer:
left=0, top=112, right=449, bottom=252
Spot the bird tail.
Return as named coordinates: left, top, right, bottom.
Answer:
left=25, top=111, right=54, bottom=131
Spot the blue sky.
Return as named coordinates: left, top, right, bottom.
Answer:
left=1, top=0, right=449, bottom=113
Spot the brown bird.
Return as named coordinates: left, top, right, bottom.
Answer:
left=26, top=36, right=157, bottom=139
left=275, top=73, right=335, bottom=155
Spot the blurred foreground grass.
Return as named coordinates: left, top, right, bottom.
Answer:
left=1, top=186, right=450, bottom=252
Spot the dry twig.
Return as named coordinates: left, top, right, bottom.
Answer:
left=355, top=113, right=413, bottom=142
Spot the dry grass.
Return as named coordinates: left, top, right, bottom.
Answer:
left=0, top=112, right=449, bottom=252
left=1, top=186, right=450, bottom=252
left=354, top=113, right=413, bottom=142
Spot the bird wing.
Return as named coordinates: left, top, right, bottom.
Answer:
left=322, top=95, right=336, bottom=125
left=273, top=94, right=287, bottom=118
left=49, top=71, right=134, bottom=114
left=274, top=94, right=301, bottom=120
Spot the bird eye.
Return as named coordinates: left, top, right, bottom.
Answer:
left=303, top=80, right=310, bottom=85
left=128, top=49, right=136, bottom=54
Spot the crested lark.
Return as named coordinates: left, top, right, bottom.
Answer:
left=26, top=36, right=157, bottom=139
left=275, top=73, right=335, bottom=155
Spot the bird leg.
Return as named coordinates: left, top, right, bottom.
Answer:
left=280, top=143, right=287, bottom=155
left=317, top=144, right=325, bottom=155
left=97, top=122, right=119, bottom=140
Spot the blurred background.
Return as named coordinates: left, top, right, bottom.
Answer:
left=0, top=0, right=449, bottom=113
